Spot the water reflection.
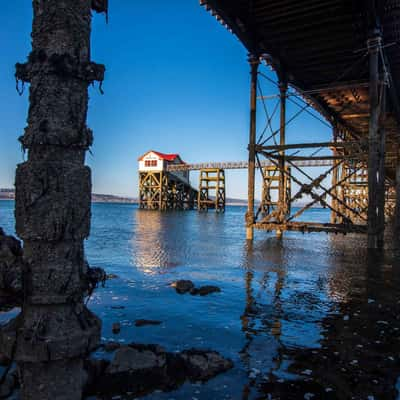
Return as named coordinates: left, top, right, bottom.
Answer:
left=2, top=202, right=400, bottom=399
left=132, top=211, right=172, bottom=274
left=255, top=236, right=400, bottom=399
left=240, top=239, right=299, bottom=398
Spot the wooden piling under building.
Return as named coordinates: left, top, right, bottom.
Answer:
left=139, top=171, right=197, bottom=211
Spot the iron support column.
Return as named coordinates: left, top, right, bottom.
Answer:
left=367, top=32, right=383, bottom=249
left=377, top=84, right=386, bottom=247
left=246, top=55, right=259, bottom=240
left=331, top=126, right=339, bottom=224
left=396, top=155, right=400, bottom=249
left=277, top=80, right=288, bottom=238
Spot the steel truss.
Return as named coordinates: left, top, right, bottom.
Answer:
left=246, top=50, right=395, bottom=240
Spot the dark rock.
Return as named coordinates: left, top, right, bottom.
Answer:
left=134, top=319, right=162, bottom=327
left=0, top=371, right=18, bottom=398
left=84, top=358, right=110, bottom=388
left=86, top=266, right=106, bottom=293
left=0, top=229, right=23, bottom=299
left=107, top=345, right=167, bottom=374
left=190, top=285, right=221, bottom=296
left=171, top=280, right=194, bottom=294
left=104, top=341, right=121, bottom=352
left=85, top=343, right=233, bottom=397
left=106, top=273, right=119, bottom=280
left=179, top=349, right=233, bottom=381
left=112, top=322, right=121, bottom=334
left=111, top=306, right=125, bottom=310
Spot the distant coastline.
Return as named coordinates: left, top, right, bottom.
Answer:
left=0, top=189, right=248, bottom=206
left=0, top=188, right=323, bottom=208
left=0, top=189, right=137, bottom=204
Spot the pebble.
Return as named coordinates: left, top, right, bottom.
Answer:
left=249, top=368, right=261, bottom=379
left=304, top=393, right=315, bottom=400
left=112, top=322, right=121, bottom=334
left=301, top=369, right=313, bottom=376
left=343, top=315, right=350, bottom=321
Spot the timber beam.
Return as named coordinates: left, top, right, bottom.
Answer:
left=254, top=221, right=368, bottom=234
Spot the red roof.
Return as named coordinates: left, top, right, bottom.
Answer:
left=138, top=150, right=184, bottom=163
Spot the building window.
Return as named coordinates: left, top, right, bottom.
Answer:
left=144, top=159, right=158, bottom=167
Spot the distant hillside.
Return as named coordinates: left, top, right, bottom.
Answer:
left=0, top=189, right=14, bottom=200
left=91, top=193, right=137, bottom=203
left=0, top=189, right=137, bottom=204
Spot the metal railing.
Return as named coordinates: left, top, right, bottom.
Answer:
left=167, top=159, right=334, bottom=172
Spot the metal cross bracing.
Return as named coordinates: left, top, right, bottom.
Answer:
left=244, top=59, right=374, bottom=238
left=201, top=0, right=400, bottom=248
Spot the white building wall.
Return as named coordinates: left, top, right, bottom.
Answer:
left=138, top=152, right=165, bottom=172
left=138, top=151, right=189, bottom=184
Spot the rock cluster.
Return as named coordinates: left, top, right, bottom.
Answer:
left=0, top=228, right=23, bottom=304
left=85, top=343, right=233, bottom=397
left=171, top=280, right=221, bottom=296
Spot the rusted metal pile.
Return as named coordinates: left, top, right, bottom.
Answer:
left=201, top=0, right=400, bottom=248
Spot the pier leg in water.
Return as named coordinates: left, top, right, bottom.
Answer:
left=246, top=55, right=259, bottom=241
left=396, top=160, right=400, bottom=250
left=0, top=1, right=107, bottom=399
left=276, top=77, right=287, bottom=240
left=367, top=30, right=385, bottom=249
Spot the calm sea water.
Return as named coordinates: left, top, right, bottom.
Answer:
left=1, top=200, right=400, bottom=399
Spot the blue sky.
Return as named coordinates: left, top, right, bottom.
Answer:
left=0, top=1, right=331, bottom=199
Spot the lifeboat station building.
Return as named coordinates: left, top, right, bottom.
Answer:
left=138, top=151, right=197, bottom=210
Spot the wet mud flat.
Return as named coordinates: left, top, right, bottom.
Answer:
left=1, top=202, right=400, bottom=399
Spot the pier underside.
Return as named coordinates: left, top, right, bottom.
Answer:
left=202, top=0, right=400, bottom=247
